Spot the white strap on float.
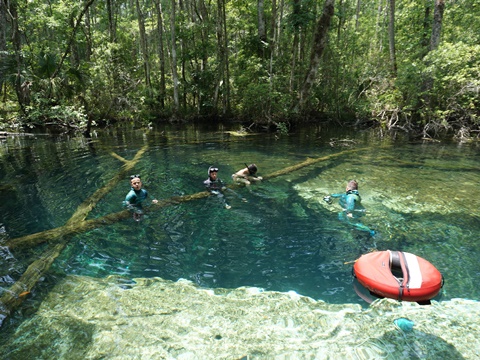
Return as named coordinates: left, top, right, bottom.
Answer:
left=403, top=252, right=422, bottom=289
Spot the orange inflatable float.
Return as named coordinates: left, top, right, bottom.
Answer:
left=353, top=250, right=443, bottom=302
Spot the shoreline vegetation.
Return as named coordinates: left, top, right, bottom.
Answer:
left=1, top=0, right=479, bottom=142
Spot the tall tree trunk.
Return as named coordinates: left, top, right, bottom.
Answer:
left=355, top=0, right=361, bottom=31
left=289, top=32, right=299, bottom=93
left=298, top=0, right=335, bottom=109
left=420, top=2, right=431, bottom=53
left=289, top=0, right=301, bottom=93
left=269, top=0, right=278, bottom=94
left=258, top=0, right=266, bottom=57
left=430, top=0, right=444, bottom=51
left=171, top=0, right=180, bottom=113
left=372, top=0, right=385, bottom=61
left=179, top=0, right=187, bottom=110
left=3, top=0, right=26, bottom=112
left=195, top=0, right=210, bottom=114
left=214, top=0, right=230, bottom=114
left=106, top=0, right=116, bottom=42
left=135, top=0, right=152, bottom=96
left=419, top=0, right=445, bottom=116
left=273, top=0, right=284, bottom=57
left=84, top=7, right=92, bottom=61
left=337, top=0, right=344, bottom=41
left=0, top=0, right=7, bottom=101
left=222, top=0, right=231, bottom=113
left=388, top=0, right=397, bottom=76
left=153, top=0, right=166, bottom=109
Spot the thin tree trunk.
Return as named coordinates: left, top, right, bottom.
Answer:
left=136, top=0, right=152, bottom=95
left=355, top=0, right=361, bottom=31
left=420, top=2, right=431, bottom=53
left=258, top=0, right=266, bottom=57
left=83, top=7, right=92, bottom=61
left=106, top=0, right=116, bottom=42
left=222, top=0, right=230, bottom=113
left=154, top=0, right=167, bottom=109
left=337, top=0, right=344, bottom=41
left=0, top=0, right=7, bottom=78
left=3, top=0, right=26, bottom=112
left=171, top=0, right=180, bottom=113
left=420, top=0, right=444, bottom=113
left=214, top=0, right=229, bottom=114
left=387, top=0, right=397, bottom=76
left=289, top=0, right=301, bottom=93
left=430, top=0, right=444, bottom=51
left=298, top=0, right=335, bottom=109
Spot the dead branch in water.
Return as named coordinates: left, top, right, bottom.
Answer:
left=0, top=146, right=365, bottom=324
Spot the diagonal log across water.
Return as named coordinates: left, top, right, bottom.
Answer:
left=6, top=147, right=364, bottom=251
left=1, top=145, right=149, bottom=322
left=0, top=146, right=365, bottom=323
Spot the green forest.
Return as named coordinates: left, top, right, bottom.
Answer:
left=1, top=0, right=479, bottom=140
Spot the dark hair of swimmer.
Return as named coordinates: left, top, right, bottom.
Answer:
left=245, top=163, right=257, bottom=175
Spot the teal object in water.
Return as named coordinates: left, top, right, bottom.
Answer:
left=394, top=318, right=415, bottom=332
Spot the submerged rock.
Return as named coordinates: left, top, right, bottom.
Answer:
left=0, top=275, right=479, bottom=359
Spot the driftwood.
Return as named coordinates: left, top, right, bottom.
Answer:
left=1, top=146, right=365, bottom=323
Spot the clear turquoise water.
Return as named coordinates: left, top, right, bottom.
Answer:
left=1, top=124, right=479, bottom=324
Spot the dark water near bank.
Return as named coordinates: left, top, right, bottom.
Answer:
left=1, top=124, right=479, bottom=327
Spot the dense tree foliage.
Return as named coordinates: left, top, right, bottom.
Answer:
left=0, top=0, right=479, bottom=140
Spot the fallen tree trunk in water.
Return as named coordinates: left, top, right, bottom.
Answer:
left=6, top=192, right=211, bottom=250
left=1, top=145, right=149, bottom=324
left=1, top=146, right=365, bottom=324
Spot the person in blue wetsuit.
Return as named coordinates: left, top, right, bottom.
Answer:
left=323, top=180, right=375, bottom=236
left=204, top=166, right=231, bottom=209
left=124, top=174, right=158, bottom=221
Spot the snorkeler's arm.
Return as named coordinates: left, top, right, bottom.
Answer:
left=145, top=189, right=159, bottom=204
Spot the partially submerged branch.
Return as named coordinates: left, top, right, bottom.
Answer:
left=0, top=146, right=366, bottom=324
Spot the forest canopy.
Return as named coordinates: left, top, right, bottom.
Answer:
left=0, top=0, right=479, bottom=141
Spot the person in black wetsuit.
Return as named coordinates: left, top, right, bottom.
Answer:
left=124, top=174, right=158, bottom=221
left=204, top=166, right=231, bottom=209
left=323, top=180, right=375, bottom=236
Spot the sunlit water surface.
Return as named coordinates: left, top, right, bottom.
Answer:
left=1, top=124, right=479, bottom=329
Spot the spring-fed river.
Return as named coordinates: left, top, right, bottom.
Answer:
left=0, top=124, right=479, bottom=358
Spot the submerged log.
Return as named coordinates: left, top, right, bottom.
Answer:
left=0, top=242, right=67, bottom=321
left=66, top=145, right=149, bottom=225
left=6, top=147, right=365, bottom=250
left=263, top=148, right=366, bottom=180
left=1, top=145, right=149, bottom=323
left=1, top=146, right=364, bottom=324
left=7, top=192, right=211, bottom=250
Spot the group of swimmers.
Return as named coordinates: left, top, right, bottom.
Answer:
left=123, top=164, right=262, bottom=219
left=123, top=166, right=374, bottom=235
